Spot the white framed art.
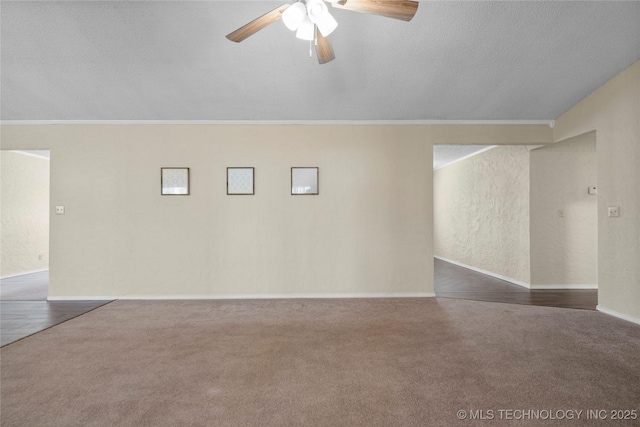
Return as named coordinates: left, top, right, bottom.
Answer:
left=291, top=167, right=319, bottom=195
left=161, top=168, right=190, bottom=195
left=227, top=167, right=255, bottom=195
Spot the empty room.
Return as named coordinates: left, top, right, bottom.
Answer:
left=1, top=1, right=639, bottom=426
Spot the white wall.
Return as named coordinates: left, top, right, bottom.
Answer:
left=553, top=59, right=640, bottom=322
left=0, top=151, right=50, bottom=277
left=0, top=124, right=551, bottom=299
left=530, top=132, right=597, bottom=288
left=434, top=145, right=531, bottom=285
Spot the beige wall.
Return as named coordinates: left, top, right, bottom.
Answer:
left=553, top=59, right=640, bottom=321
left=1, top=64, right=636, bottom=322
left=1, top=151, right=50, bottom=277
left=530, top=132, right=597, bottom=287
left=434, top=146, right=531, bottom=285
left=0, top=124, right=551, bottom=298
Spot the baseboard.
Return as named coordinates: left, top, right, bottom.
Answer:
left=530, top=284, right=598, bottom=290
left=48, top=292, right=436, bottom=301
left=1, top=269, right=48, bottom=279
left=48, top=296, right=115, bottom=301
left=596, top=305, right=640, bottom=326
left=434, top=256, right=531, bottom=289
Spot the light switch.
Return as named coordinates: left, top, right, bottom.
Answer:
left=608, top=206, right=620, bottom=217
left=55, top=206, right=65, bottom=215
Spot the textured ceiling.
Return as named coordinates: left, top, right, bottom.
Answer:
left=1, top=1, right=639, bottom=121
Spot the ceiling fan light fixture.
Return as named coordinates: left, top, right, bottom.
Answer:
left=282, top=2, right=307, bottom=31
left=227, top=0, right=419, bottom=64
left=306, top=0, right=337, bottom=36
left=295, top=16, right=315, bottom=41
left=306, top=0, right=327, bottom=18
left=313, top=10, right=337, bottom=37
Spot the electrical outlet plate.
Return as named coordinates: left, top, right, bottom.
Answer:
left=55, top=206, right=65, bottom=215
left=608, top=206, right=620, bottom=217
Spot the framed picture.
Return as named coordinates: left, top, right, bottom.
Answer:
left=161, top=167, right=190, bottom=195
left=227, top=167, right=255, bottom=195
left=291, top=167, right=319, bottom=195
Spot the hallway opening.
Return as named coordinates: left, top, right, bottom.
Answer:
left=433, top=136, right=598, bottom=309
left=0, top=149, right=50, bottom=301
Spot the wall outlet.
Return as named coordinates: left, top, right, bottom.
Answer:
left=588, top=186, right=597, bottom=195
left=55, top=205, right=65, bottom=215
left=608, top=206, right=620, bottom=217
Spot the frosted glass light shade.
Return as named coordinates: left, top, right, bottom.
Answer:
left=295, top=16, right=315, bottom=41
left=314, top=11, right=337, bottom=37
left=306, top=0, right=337, bottom=37
left=306, top=0, right=327, bottom=19
left=282, top=2, right=307, bottom=31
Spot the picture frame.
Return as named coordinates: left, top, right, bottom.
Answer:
left=161, top=167, right=190, bottom=195
left=227, top=167, right=255, bottom=195
left=291, top=167, right=319, bottom=195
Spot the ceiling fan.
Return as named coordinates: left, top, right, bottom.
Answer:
left=226, top=0, right=419, bottom=64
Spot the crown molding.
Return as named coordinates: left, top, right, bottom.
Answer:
left=0, top=119, right=555, bottom=126
left=433, top=145, right=497, bottom=171
left=8, top=150, right=50, bottom=160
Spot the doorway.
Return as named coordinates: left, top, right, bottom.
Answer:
left=433, top=141, right=598, bottom=310
left=0, top=150, right=50, bottom=301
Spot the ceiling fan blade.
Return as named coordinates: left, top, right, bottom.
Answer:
left=316, top=31, right=335, bottom=64
left=226, top=4, right=291, bottom=43
left=331, top=0, right=419, bottom=22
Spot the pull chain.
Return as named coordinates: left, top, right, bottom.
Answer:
left=310, top=25, right=317, bottom=58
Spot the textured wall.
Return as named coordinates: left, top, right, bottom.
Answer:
left=530, top=133, right=597, bottom=287
left=0, top=151, right=50, bottom=277
left=553, top=59, right=640, bottom=321
left=0, top=124, right=551, bottom=298
left=434, top=145, right=531, bottom=284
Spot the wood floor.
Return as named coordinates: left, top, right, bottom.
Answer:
left=435, top=258, right=598, bottom=310
left=0, top=270, right=48, bottom=300
left=1, top=271, right=111, bottom=347
left=0, top=300, right=111, bottom=347
left=1, top=261, right=597, bottom=347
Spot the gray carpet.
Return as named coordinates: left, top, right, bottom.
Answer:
left=0, top=271, right=48, bottom=300
left=1, top=298, right=639, bottom=426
